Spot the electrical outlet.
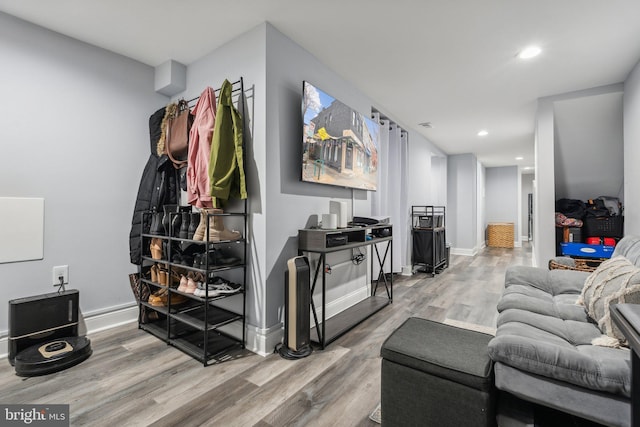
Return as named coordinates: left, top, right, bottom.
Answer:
left=52, top=265, right=69, bottom=286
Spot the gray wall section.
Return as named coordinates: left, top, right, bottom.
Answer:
left=624, top=58, right=640, bottom=237
left=553, top=92, right=623, bottom=201
left=171, top=23, right=268, bottom=332
left=447, top=154, right=477, bottom=252
left=535, top=84, right=624, bottom=266
left=0, top=12, right=168, bottom=333
left=262, top=25, right=446, bottom=330
left=521, top=174, right=534, bottom=240
left=264, top=24, right=367, bottom=330
left=485, top=166, right=519, bottom=245
left=0, top=16, right=450, bottom=344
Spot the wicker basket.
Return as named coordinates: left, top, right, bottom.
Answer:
left=487, top=223, right=514, bottom=248
left=548, top=258, right=603, bottom=273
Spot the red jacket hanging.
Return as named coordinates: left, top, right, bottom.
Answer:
left=187, top=87, right=216, bottom=208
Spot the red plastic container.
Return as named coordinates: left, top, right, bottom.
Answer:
left=585, top=237, right=616, bottom=246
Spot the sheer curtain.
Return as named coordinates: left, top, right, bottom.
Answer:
left=371, top=112, right=409, bottom=274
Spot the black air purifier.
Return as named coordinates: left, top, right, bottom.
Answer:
left=8, top=290, right=92, bottom=376
left=277, top=256, right=312, bottom=359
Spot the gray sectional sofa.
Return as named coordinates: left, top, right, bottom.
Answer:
left=488, top=235, right=640, bottom=427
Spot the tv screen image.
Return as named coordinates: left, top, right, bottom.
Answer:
left=302, top=81, right=379, bottom=191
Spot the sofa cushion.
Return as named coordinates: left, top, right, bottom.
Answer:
left=498, top=284, right=589, bottom=322
left=505, top=265, right=589, bottom=295
left=578, top=256, right=640, bottom=341
left=500, top=265, right=590, bottom=321
left=488, top=308, right=631, bottom=398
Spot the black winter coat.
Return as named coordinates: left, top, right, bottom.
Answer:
left=129, top=107, right=179, bottom=265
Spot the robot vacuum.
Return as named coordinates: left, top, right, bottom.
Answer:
left=8, top=290, right=92, bottom=377
left=14, top=336, right=92, bottom=377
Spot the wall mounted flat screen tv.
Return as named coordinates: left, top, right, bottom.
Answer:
left=302, top=81, right=379, bottom=191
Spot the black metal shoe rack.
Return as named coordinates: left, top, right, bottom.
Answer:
left=138, top=78, right=248, bottom=366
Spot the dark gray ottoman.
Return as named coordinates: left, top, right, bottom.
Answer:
left=380, top=317, right=496, bottom=427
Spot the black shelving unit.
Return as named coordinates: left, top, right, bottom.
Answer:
left=137, top=78, right=248, bottom=366
left=411, top=206, right=447, bottom=276
left=298, top=224, right=393, bottom=349
left=139, top=208, right=247, bottom=365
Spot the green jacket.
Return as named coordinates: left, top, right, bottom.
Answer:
left=209, top=79, right=247, bottom=206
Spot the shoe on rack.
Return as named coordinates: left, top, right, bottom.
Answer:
left=169, top=292, right=189, bottom=305
left=150, top=238, right=163, bottom=260
left=192, top=253, right=202, bottom=269
left=185, top=278, right=198, bottom=294
left=193, top=282, right=216, bottom=298
left=181, top=255, right=193, bottom=266
left=157, top=266, right=168, bottom=286
left=178, top=212, right=190, bottom=239
left=150, top=212, right=165, bottom=235
left=177, top=274, right=189, bottom=292
left=212, top=249, right=241, bottom=266
left=188, top=212, right=200, bottom=240
left=206, top=209, right=241, bottom=242
left=210, top=282, right=242, bottom=296
left=172, top=253, right=184, bottom=265
left=148, top=295, right=167, bottom=307
left=150, top=264, right=159, bottom=283
left=148, top=288, right=168, bottom=306
left=192, top=275, right=223, bottom=297
left=192, top=209, right=207, bottom=241
left=185, top=273, right=204, bottom=294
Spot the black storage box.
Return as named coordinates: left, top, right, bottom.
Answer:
left=584, top=216, right=624, bottom=238
left=381, top=318, right=496, bottom=427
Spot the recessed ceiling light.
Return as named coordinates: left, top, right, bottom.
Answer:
left=518, top=45, right=541, bottom=59
left=515, top=156, right=524, bottom=160
left=477, top=130, right=488, bottom=137
left=523, top=166, right=533, bottom=170
left=419, top=122, right=433, bottom=128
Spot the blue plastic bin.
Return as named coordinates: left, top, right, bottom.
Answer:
left=560, top=243, right=614, bottom=259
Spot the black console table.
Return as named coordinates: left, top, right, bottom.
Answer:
left=610, top=304, right=640, bottom=427
left=298, top=224, right=393, bottom=349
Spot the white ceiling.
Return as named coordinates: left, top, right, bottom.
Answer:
left=2, top=0, right=640, bottom=170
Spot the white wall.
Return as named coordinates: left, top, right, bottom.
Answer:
left=0, top=12, right=168, bottom=334
left=485, top=166, right=519, bottom=246
left=624, top=58, right=640, bottom=236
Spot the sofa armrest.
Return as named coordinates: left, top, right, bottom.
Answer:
left=505, top=265, right=589, bottom=295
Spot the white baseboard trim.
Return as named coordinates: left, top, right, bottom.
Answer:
left=83, top=304, right=138, bottom=335
left=314, top=286, right=369, bottom=321
left=450, top=247, right=477, bottom=257
left=0, top=287, right=375, bottom=359
left=514, top=241, right=522, bottom=248
left=0, top=303, right=138, bottom=359
left=401, top=265, right=413, bottom=276
left=249, top=286, right=370, bottom=356
left=245, top=323, right=283, bottom=357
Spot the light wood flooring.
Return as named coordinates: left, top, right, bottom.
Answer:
left=0, top=244, right=532, bottom=426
